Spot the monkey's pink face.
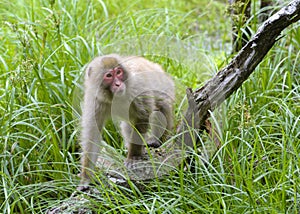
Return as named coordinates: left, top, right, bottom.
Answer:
left=103, top=67, right=126, bottom=95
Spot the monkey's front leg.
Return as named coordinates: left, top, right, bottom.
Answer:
left=79, top=137, right=100, bottom=191
left=78, top=105, right=107, bottom=191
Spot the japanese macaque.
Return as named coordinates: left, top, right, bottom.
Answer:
left=79, top=54, right=175, bottom=189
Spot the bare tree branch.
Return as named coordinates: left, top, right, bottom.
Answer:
left=178, top=0, right=300, bottom=148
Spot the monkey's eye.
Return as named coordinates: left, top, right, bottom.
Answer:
left=105, top=73, right=113, bottom=78
left=116, top=68, right=123, bottom=75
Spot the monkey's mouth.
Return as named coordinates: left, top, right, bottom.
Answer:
left=111, top=86, right=126, bottom=96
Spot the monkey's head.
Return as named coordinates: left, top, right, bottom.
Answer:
left=88, top=56, right=128, bottom=97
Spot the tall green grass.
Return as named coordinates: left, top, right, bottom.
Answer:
left=0, top=0, right=299, bottom=213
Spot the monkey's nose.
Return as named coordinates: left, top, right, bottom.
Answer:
left=114, top=79, right=122, bottom=87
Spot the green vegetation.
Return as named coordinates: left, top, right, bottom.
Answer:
left=0, top=0, right=299, bottom=213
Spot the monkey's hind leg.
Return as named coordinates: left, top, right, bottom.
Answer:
left=121, top=121, right=148, bottom=167
left=147, top=110, right=169, bottom=148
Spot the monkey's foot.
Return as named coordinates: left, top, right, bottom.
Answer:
left=146, top=137, right=162, bottom=148
left=77, top=185, right=90, bottom=192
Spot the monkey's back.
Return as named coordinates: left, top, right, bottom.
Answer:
left=120, top=55, right=175, bottom=100
left=121, top=56, right=164, bottom=74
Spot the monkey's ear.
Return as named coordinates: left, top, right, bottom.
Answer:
left=87, top=67, right=93, bottom=78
